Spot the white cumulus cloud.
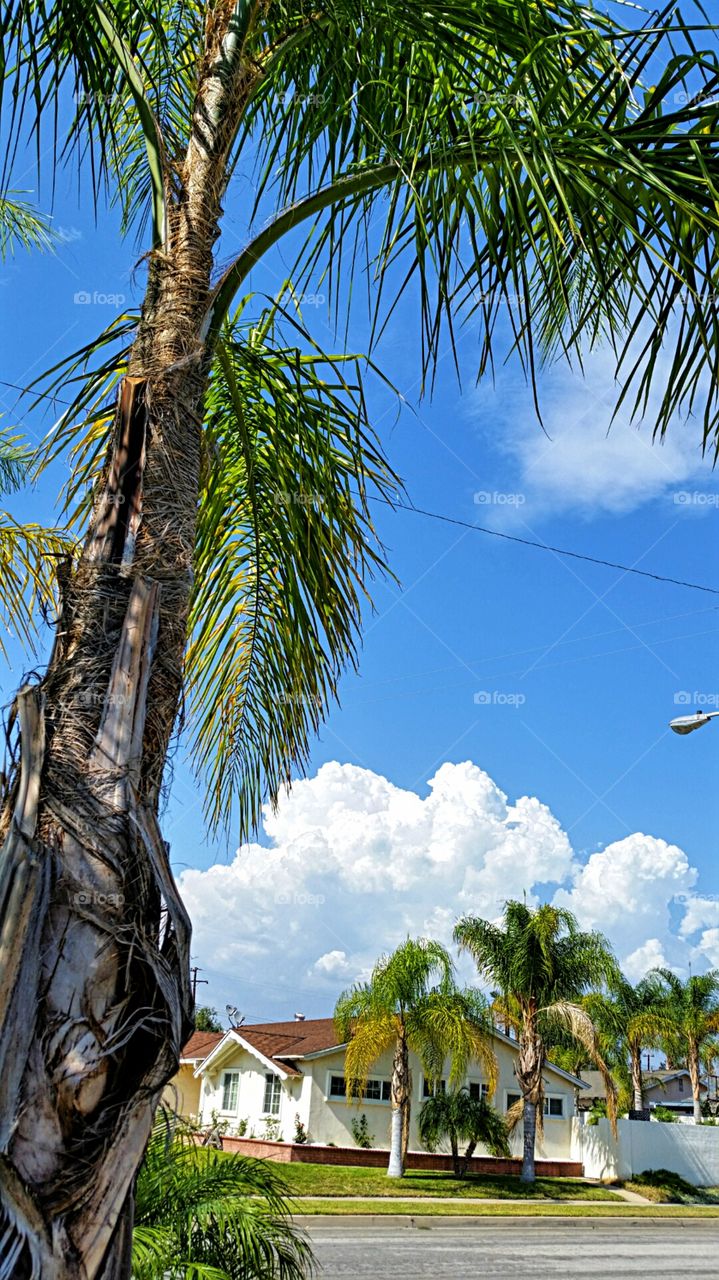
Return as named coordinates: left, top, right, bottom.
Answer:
left=178, top=761, right=714, bottom=1018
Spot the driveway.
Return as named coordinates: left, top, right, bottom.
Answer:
left=304, top=1216, right=719, bottom=1278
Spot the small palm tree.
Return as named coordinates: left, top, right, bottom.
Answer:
left=334, top=938, right=497, bottom=1179
left=132, top=1113, right=314, bottom=1280
left=455, top=901, right=618, bottom=1183
left=419, top=1087, right=509, bottom=1177
left=652, top=969, right=719, bottom=1124
left=585, top=973, right=672, bottom=1113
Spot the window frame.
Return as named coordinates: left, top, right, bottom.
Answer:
left=220, top=1070, right=240, bottom=1114
left=504, top=1089, right=565, bottom=1118
left=262, top=1072, right=282, bottom=1116
left=326, top=1072, right=392, bottom=1104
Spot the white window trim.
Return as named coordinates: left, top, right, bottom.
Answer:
left=220, top=1070, right=240, bottom=1115
left=504, top=1088, right=565, bottom=1118
left=262, top=1072, right=282, bottom=1116
left=325, top=1071, right=392, bottom=1105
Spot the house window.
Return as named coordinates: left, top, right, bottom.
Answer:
left=329, top=1075, right=390, bottom=1102
left=678, top=1077, right=685, bottom=1093
left=423, top=1077, right=446, bottom=1098
left=505, top=1092, right=563, bottom=1117
left=263, top=1073, right=281, bottom=1115
left=221, top=1071, right=239, bottom=1113
left=469, top=1082, right=489, bottom=1102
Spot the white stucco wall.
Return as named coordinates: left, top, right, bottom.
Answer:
left=572, top=1117, right=719, bottom=1186
left=198, top=1032, right=578, bottom=1157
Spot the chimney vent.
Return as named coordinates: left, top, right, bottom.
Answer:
left=294, top=1012, right=305, bottom=1022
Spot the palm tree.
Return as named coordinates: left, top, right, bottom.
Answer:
left=585, top=973, right=672, bottom=1113
left=132, top=1112, right=314, bottom=1280
left=418, top=1086, right=509, bottom=1177
left=455, top=901, right=619, bottom=1183
left=334, top=938, right=497, bottom=1178
left=1, top=1, right=719, bottom=1270
left=652, top=969, right=719, bottom=1124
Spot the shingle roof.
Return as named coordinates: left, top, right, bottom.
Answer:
left=237, top=1018, right=340, bottom=1076
left=181, top=1030, right=224, bottom=1062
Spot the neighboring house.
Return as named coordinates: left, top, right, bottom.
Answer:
left=578, top=1067, right=709, bottom=1118
left=163, top=1029, right=224, bottom=1118
left=644, top=1069, right=709, bottom=1116
left=195, top=1015, right=585, bottom=1160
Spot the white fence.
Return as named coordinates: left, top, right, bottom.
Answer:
left=571, top=1117, right=719, bottom=1186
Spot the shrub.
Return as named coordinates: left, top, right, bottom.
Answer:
left=294, top=1114, right=308, bottom=1144
left=351, top=1113, right=374, bottom=1149
left=260, top=1116, right=282, bottom=1141
left=652, top=1106, right=678, bottom=1123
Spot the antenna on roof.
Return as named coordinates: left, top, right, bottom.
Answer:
left=226, top=1004, right=244, bottom=1028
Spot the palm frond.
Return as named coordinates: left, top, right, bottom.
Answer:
left=543, top=999, right=618, bottom=1134
left=0, top=190, right=54, bottom=259
left=185, top=302, right=397, bottom=837
left=133, top=1113, right=314, bottom=1280
left=0, top=513, right=72, bottom=658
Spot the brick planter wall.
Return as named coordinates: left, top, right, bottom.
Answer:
left=215, top=1136, right=582, bottom=1178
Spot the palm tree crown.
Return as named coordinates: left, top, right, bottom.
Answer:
left=455, top=901, right=619, bottom=1181
left=335, top=938, right=497, bottom=1177
left=652, top=968, right=719, bottom=1122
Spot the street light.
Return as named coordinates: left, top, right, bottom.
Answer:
left=669, top=710, right=719, bottom=735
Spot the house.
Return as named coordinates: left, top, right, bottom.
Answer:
left=643, top=1069, right=709, bottom=1116
left=163, top=1029, right=224, bottom=1119
left=193, top=1015, right=586, bottom=1160
left=578, top=1067, right=709, bottom=1118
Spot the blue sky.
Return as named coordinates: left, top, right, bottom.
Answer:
left=2, top=55, right=719, bottom=1023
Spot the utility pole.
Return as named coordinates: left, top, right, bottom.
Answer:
left=190, top=966, right=208, bottom=1002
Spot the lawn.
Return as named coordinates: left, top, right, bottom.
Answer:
left=292, top=1199, right=719, bottom=1218
left=622, top=1170, right=719, bottom=1206
left=273, top=1162, right=621, bottom=1201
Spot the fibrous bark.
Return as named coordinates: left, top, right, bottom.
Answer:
left=0, top=5, right=256, bottom=1275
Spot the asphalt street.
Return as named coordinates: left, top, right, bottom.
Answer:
left=304, top=1216, right=719, bottom=1278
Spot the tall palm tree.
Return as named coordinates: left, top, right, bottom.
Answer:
left=334, top=938, right=497, bottom=1178
left=652, top=969, right=719, bottom=1124
left=418, top=1086, right=509, bottom=1177
left=454, top=901, right=619, bottom=1183
left=585, top=973, right=672, bottom=1113
left=132, top=1112, right=314, bottom=1280
left=1, top=2, right=719, bottom=1271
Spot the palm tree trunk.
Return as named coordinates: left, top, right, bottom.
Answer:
left=387, top=1033, right=409, bottom=1178
left=688, top=1045, right=703, bottom=1124
left=517, top=1005, right=543, bottom=1184
left=521, top=1101, right=537, bottom=1183
left=0, top=14, right=254, bottom=1279
left=630, top=1043, right=644, bottom=1112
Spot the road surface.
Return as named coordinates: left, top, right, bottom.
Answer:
left=304, top=1216, right=718, bottom=1278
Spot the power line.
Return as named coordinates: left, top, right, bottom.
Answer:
left=3, top=374, right=716, bottom=597
left=371, top=497, right=719, bottom=597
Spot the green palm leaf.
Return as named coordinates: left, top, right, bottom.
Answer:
left=186, top=301, right=397, bottom=834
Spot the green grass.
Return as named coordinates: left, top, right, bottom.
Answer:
left=623, top=1170, right=719, bottom=1206
left=275, top=1162, right=620, bottom=1201
left=292, top=1198, right=719, bottom=1218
